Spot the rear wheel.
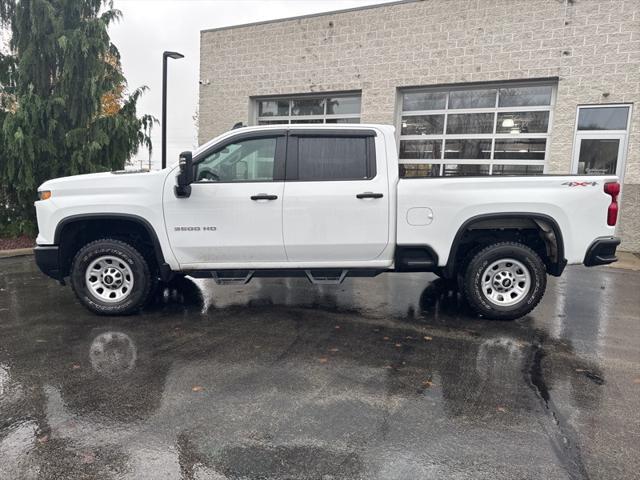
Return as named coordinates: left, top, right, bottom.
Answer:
left=70, top=239, right=152, bottom=315
left=462, top=242, right=546, bottom=320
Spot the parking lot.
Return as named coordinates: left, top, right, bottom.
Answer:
left=1, top=255, right=639, bottom=479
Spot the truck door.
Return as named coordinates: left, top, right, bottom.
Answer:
left=282, top=129, right=390, bottom=262
left=163, top=131, right=287, bottom=266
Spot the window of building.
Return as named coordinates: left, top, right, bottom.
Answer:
left=572, top=105, right=632, bottom=181
left=255, top=94, right=361, bottom=125
left=296, top=136, right=371, bottom=181
left=195, top=137, right=277, bottom=182
left=398, top=82, right=556, bottom=177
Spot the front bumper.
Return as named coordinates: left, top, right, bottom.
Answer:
left=34, top=245, right=61, bottom=280
left=584, top=237, right=621, bottom=267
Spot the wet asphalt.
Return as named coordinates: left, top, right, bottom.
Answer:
left=0, top=256, right=639, bottom=480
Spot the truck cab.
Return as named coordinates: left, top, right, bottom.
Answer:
left=164, top=126, right=395, bottom=269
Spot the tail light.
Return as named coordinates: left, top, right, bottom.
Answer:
left=604, top=182, right=620, bottom=226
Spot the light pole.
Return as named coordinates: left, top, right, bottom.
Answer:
left=161, top=51, right=184, bottom=169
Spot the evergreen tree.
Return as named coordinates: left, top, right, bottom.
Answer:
left=0, top=0, right=154, bottom=236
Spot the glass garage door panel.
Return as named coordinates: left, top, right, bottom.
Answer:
left=256, top=94, right=361, bottom=124
left=398, top=82, right=555, bottom=177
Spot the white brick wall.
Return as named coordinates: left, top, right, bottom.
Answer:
left=199, top=0, right=640, bottom=250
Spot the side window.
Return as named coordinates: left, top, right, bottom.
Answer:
left=195, top=137, right=277, bottom=182
left=296, top=136, right=372, bottom=181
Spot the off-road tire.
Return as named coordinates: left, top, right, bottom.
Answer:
left=462, top=242, right=546, bottom=321
left=70, top=239, right=152, bottom=315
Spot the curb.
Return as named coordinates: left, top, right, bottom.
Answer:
left=0, top=247, right=34, bottom=259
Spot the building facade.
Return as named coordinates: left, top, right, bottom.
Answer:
left=199, top=0, right=639, bottom=251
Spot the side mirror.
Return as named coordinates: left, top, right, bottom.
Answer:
left=175, top=151, right=193, bottom=198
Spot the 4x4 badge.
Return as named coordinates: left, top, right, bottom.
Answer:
left=562, top=181, right=598, bottom=187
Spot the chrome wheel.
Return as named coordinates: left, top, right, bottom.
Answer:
left=481, top=258, right=531, bottom=307
left=85, top=255, right=134, bottom=303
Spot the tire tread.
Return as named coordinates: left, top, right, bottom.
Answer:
left=462, top=241, right=546, bottom=321
left=70, top=238, right=151, bottom=315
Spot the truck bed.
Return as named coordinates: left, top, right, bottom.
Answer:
left=397, top=175, right=618, bottom=265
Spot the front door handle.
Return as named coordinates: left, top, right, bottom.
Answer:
left=356, top=192, right=383, bottom=199
left=251, top=193, right=278, bottom=201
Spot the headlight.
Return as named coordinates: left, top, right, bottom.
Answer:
left=38, top=190, right=52, bottom=200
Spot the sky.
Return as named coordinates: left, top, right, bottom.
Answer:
left=109, top=0, right=395, bottom=169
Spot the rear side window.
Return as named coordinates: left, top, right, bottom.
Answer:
left=296, top=136, right=373, bottom=181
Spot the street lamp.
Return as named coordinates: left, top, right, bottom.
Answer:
left=161, top=51, right=184, bottom=169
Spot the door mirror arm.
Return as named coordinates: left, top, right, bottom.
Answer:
left=175, top=151, right=193, bottom=198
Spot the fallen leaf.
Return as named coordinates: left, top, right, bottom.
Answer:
left=191, top=385, right=204, bottom=392
left=423, top=336, right=433, bottom=341
left=37, top=434, right=49, bottom=444
left=71, top=364, right=81, bottom=370
left=319, top=357, right=328, bottom=364
left=80, top=451, right=95, bottom=464
left=422, top=379, right=433, bottom=388
left=497, top=406, right=507, bottom=413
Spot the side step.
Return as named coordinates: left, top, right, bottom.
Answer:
left=210, top=270, right=254, bottom=285
left=305, top=269, right=348, bottom=285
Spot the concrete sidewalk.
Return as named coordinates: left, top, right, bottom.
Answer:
left=611, top=251, right=640, bottom=271
left=0, top=247, right=34, bottom=258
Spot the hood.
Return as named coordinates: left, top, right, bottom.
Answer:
left=39, top=169, right=167, bottom=190
left=38, top=169, right=172, bottom=198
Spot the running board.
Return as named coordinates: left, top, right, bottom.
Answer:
left=304, top=269, right=348, bottom=285
left=210, top=270, right=254, bottom=285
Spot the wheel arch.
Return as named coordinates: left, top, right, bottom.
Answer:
left=54, top=213, right=170, bottom=279
left=443, top=212, right=566, bottom=278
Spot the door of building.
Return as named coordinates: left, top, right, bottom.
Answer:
left=571, top=105, right=632, bottom=182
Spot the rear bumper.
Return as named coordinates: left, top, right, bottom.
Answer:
left=34, top=245, right=61, bottom=280
left=584, top=237, right=621, bottom=267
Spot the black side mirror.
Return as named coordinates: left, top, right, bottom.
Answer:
left=175, top=151, right=193, bottom=198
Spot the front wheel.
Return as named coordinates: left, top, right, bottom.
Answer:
left=70, top=239, right=152, bottom=315
left=462, top=242, right=546, bottom=321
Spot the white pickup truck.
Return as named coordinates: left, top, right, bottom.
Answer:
left=34, top=124, right=621, bottom=319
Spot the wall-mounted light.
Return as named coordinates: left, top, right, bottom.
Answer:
left=510, top=128, right=520, bottom=134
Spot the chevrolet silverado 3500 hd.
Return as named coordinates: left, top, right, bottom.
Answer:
left=34, top=124, right=621, bottom=319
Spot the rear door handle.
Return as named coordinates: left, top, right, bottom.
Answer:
left=251, top=193, right=278, bottom=201
left=356, top=192, right=383, bottom=199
